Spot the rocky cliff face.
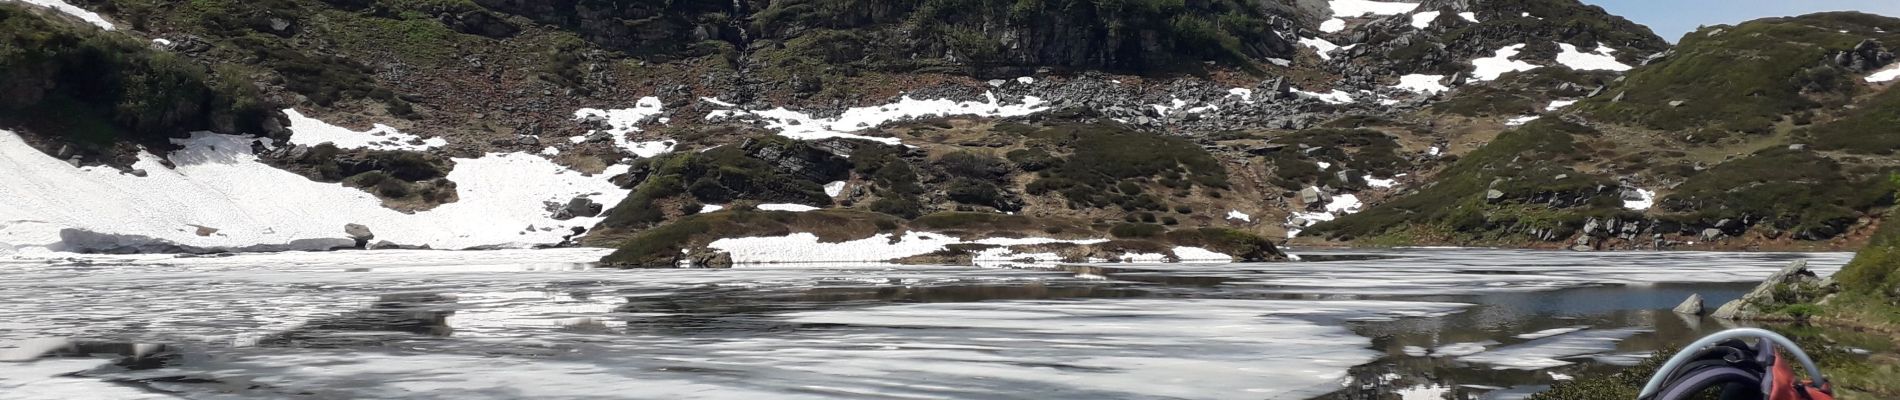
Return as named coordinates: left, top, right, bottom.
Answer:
left=6, top=0, right=1900, bottom=257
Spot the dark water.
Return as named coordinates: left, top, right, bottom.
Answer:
left=0, top=248, right=1858, bottom=399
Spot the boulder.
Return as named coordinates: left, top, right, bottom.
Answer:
left=1673, top=293, right=1704, bottom=315
left=565, top=196, right=603, bottom=219
left=1485, top=189, right=1505, bottom=202
left=1299, top=187, right=1323, bottom=204
left=344, top=223, right=375, bottom=248
left=1712, top=260, right=1824, bottom=319
left=1699, top=228, right=1724, bottom=241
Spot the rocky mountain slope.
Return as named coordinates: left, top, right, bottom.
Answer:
left=2, top=0, right=1899, bottom=264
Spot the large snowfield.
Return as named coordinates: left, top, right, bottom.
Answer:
left=0, top=128, right=627, bottom=254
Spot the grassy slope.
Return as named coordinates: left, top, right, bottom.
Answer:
left=0, top=3, right=278, bottom=153
left=1303, top=119, right=1627, bottom=243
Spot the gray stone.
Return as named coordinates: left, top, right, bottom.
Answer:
left=1673, top=293, right=1705, bottom=315
left=1485, top=189, right=1505, bottom=202
left=344, top=223, right=375, bottom=248
left=1713, top=260, right=1821, bottom=319
left=565, top=196, right=603, bottom=219
left=1611, top=91, right=1627, bottom=103
left=1300, top=187, right=1323, bottom=204
left=127, top=169, right=148, bottom=177
left=269, top=18, right=291, bottom=31
left=1788, top=144, right=1808, bottom=151
left=1669, top=100, right=1687, bottom=107
left=1699, top=228, right=1725, bottom=241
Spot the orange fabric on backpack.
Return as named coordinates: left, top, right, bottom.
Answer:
left=1768, top=352, right=1834, bottom=400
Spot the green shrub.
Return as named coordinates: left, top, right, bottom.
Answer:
left=1109, top=223, right=1165, bottom=238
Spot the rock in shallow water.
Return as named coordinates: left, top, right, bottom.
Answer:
left=1673, top=293, right=1704, bottom=315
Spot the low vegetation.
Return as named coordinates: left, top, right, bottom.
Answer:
left=1577, top=12, right=1900, bottom=139
left=0, top=3, right=279, bottom=152
left=1307, top=120, right=1622, bottom=242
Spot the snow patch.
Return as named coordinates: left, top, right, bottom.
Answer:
left=713, top=92, right=1047, bottom=146
left=1555, top=43, right=1632, bottom=72
left=0, top=129, right=626, bottom=253
left=1409, top=11, right=1440, bottom=29
left=1320, top=18, right=1347, bottom=33
left=1470, top=44, right=1540, bottom=81
left=284, top=109, right=446, bottom=151
left=1365, top=175, right=1398, bottom=188
left=1227, top=88, right=1255, bottom=102
left=823, top=181, right=847, bottom=197
left=1299, top=37, right=1346, bottom=60
left=15, top=0, right=114, bottom=30
left=708, top=232, right=1231, bottom=264
left=757, top=204, right=822, bottom=212
left=1622, top=188, right=1656, bottom=211
left=1330, top=0, right=1420, bottom=17
left=1295, top=88, right=1357, bottom=104
left=1506, top=115, right=1541, bottom=126
left=1545, top=99, right=1578, bottom=111
left=1867, top=64, right=1900, bottom=83
left=1227, top=210, right=1252, bottom=222
left=574, top=97, right=676, bottom=158
left=1392, top=74, right=1450, bottom=94
left=1458, top=12, right=1479, bottom=23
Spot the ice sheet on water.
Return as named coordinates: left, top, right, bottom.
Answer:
left=1458, top=327, right=1648, bottom=369
left=775, top=299, right=1470, bottom=399
left=1515, top=326, right=1591, bottom=340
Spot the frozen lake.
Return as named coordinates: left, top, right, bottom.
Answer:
left=0, top=248, right=1852, bottom=399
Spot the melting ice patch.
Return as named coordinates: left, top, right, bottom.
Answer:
left=1555, top=43, right=1632, bottom=72
left=780, top=298, right=1468, bottom=400
left=1329, top=0, right=1420, bottom=17
left=1470, top=44, right=1540, bottom=81
left=284, top=109, right=446, bottom=151
left=1515, top=326, right=1591, bottom=340
left=14, top=0, right=114, bottom=30
left=1457, top=327, right=1648, bottom=370
left=0, top=129, right=627, bottom=253
left=1392, top=74, right=1450, bottom=94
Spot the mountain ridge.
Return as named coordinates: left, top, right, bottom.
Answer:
left=1, top=0, right=1898, bottom=263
